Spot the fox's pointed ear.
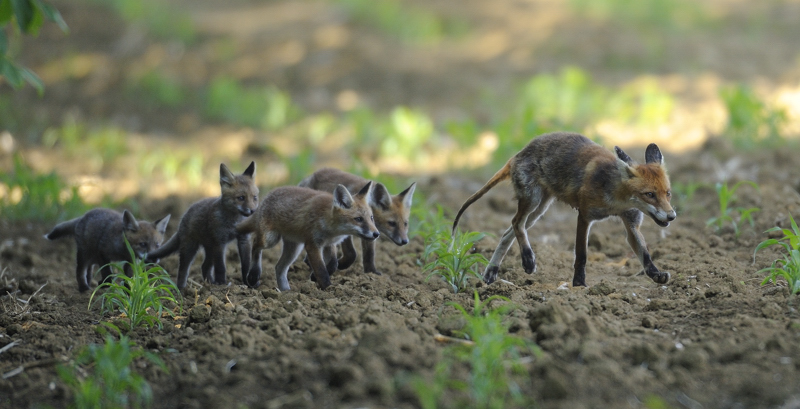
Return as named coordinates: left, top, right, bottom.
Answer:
left=243, top=161, right=256, bottom=178
left=356, top=181, right=373, bottom=198
left=645, top=143, right=663, bottom=165
left=220, top=163, right=236, bottom=187
left=155, top=214, right=170, bottom=235
left=333, top=184, right=354, bottom=210
left=372, top=183, right=391, bottom=210
left=122, top=210, right=140, bottom=232
left=399, top=182, right=416, bottom=209
left=615, top=146, right=634, bottom=166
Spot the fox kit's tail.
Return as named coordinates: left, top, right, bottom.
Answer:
left=236, top=214, right=258, bottom=235
left=44, top=217, right=81, bottom=240
left=147, top=233, right=180, bottom=260
left=452, top=159, right=513, bottom=235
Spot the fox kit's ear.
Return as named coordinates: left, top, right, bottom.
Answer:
left=333, top=184, right=354, bottom=210
left=372, top=183, right=392, bottom=210
left=122, top=210, right=140, bottom=232
left=242, top=161, right=256, bottom=178
left=356, top=181, right=373, bottom=198
left=614, top=146, right=635, bottom=166
left=645, top=144, right=663, bottom=165
left=399, top=182, right=416, bottom=209
left=154, top=214, right=171, bottom=235
left=220, top=163, right=236, bottom=187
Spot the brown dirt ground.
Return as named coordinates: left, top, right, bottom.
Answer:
left=3, top=0, right=800, bottom=408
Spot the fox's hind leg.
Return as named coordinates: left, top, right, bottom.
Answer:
left=512, top=188, right=546, bottom=275
left=75, top=251, right=91, bottom=292
left=484, top=226, right=516, bottom=284
left=275, top=240, right=304, bottom=291
left=337, top=238, right=358, bottom=270
left=176, top=241, right=200, bottom=290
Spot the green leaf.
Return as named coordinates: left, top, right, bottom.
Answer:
left=0, top=0, right=12, bottom=24
left=0, top=57, right=24, bottom=88
left=0, top=29, right=7, bottom=55
left=11, top=0, right=34, bottom=32
left=35, top=0, right=67, bottom=32
left=18, top=64, right=43, bottom=95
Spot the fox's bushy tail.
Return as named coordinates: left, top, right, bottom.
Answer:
left=44, top=218, right=80, bottom=240
left=147, top=233, right=180, bottom=260
left=452, top=159, right=513, bottom=235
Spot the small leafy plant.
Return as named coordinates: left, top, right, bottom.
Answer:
left=754, top=214, right=800, bottom=294
left=423, top=227, right=488, bottom=294
left=89, top=239, right=182, bottom=332
left=706, top=181, right=759, bottom=238
left=58, top=325, right=165, bottom=409
left=415, top=292, right=537, bottom=409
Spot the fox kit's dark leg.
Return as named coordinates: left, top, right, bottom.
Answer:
left=275, top=240, right=304, bottom=291
left=485, top=227, right=515, bottom=284
left=360, top=237, right=380, bottom=275
left=572, top=214, right=592, bottom=287
left=323, top=245, right=338, bottom=275
left=337, top=238, right=358, bottom=270
left=512, top=187, right=548, bottom=274
left=75, top=251, right=90, bottom=292
left=620, top=209, right=670, bottom=284
left=201, top=251, right=215, bottom=283
left=212, top=248, right=228, bottom=285
left=236, top=234, right=252, bottom=287
left=305, top=243, right=333, bottom=290
left=177, top=241, right=200, bottom=290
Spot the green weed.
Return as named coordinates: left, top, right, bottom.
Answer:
left=569, top=0, right=711, bottom=31
left=706, top=181, right=760, bottom=238
left=334, top=0, right=468, bottom=44
left=89, top=239, right=182, bottom=332
left=720, top=84, right=787, bottom=149
left=129, top=70, right=187, bottom=108
left=414, top=292, right=537, bottom=408
left=423, top=226, right=488, bottom=294
left=57, top=325, right=164, bottom=409
left=671, top=180, right=705, bottom=214
left=0, top=154, right=90, bottom=221
left=42, top=116, right=128, bottom=165
left=754, top=214, right=800, bottom=294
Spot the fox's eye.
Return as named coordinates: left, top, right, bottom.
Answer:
left=666, top=191, right=672, bottom=199
left=645, top=192, right=655, bottom=199
left=388, top=221, right=397, bottom=227
left=354, top=217, right=364, bottom=222
left=371, top=215, right=374, bottom=221
left=237, top=196, right=245, bottom=201
left=139, top=242, right=147, bottom=248
left=253, top=195, right=258, bottom=201
left=404, top=221, right=408, bottom=227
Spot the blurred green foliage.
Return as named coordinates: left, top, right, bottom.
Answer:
left=720, top=84, right=787, bottom=149
left=0, top=0, right=68, bottom=92
left=334, top=0, right=469, bottom=44
left=82, top=0, right=195, bottom=43
left=43, top=116, right=128, bottom=166
left=0, top=154, right=92, bottom=221
left=570, top=0, right=712, bottom=32
left=205, top=76, right=301, bottom=131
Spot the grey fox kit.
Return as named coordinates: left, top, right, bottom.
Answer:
left=147, top=162, right=259, bottom=290
left=236, top=183, right=379, bottom=291
left=452, top=132, right=676, bottom=287
left=46, top=208, right=170, bottom=292
left=298, top=167, right=415, bottom=275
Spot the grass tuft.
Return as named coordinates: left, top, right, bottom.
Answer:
left=755, top=214, right=800, bottom=294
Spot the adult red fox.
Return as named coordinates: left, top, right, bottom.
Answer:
left=46, top=209, right=170, bottom=292
left=236, top=183, right=379, bottom=291
left=452, top=132, right=676, bottom=287
left=147, top=162, right=259, bottom=290
left=298, top=168, right=415, bottom=275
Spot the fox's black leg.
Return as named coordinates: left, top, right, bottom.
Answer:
left=572, top=214, right=591, bottom=287
left=621, top=209, right=670, bottom=284
left=338, top=237, right=358, bottom=270
left=361, top=238, right=380, bottom=275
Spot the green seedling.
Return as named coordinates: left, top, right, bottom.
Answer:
left=414, top=292, right=537, bottom=409
left=720, top=84, right=787, bottom=149
left=423, top=226, right=488, bottom=294
left=89, top=239, right=182, bottom=332
left=706, top=181, right=759, bottom=238
left=671, top=180, right=704, bottom=214
left=58, top=325, right=165, bottom=409
left=754, top=214, right=800, bottom=294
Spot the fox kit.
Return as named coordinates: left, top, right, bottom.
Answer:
left=298, top=168, right=416, bottom=275
left=452, top=132, right=676, bottom=287
left=236, top=182, right=379, bottom=291
left=147, top=162, right=259, bottom=290
left=46, top=208, right=170, bottom=292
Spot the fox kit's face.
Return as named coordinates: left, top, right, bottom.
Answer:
left=221, top=162, right=259, bottom=217
left=618, top=144, right=676, bottom=227
left=371, top=182, right=416, bottom=246
left=333, top=182, right=380, bottom=241
left=122, top=211, right=170, bottom=259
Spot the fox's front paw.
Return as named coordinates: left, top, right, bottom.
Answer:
left=649, top=270, right=670, bottom=284
left=484, top=265, right=499, bottom=284
left=521, top=247, right=536, bottom=274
